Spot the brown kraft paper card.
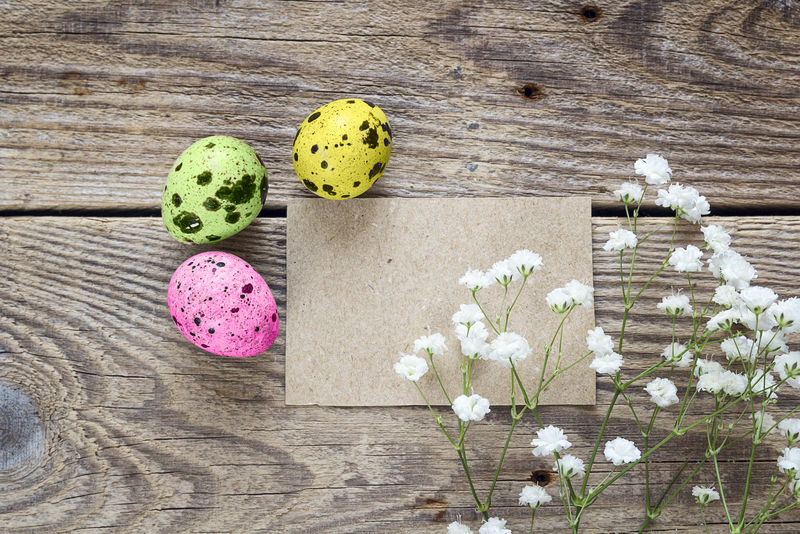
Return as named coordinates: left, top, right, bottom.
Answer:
left=286, top=197, right=595, bottom=406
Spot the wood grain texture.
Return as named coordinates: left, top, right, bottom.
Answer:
left=1, top=0, right=800, bottom=211
left=2, top=215, right=800, bottom=532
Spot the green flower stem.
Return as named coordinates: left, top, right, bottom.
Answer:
left=456, top=445, right=485, bottom=519
left=643, top=407, right=660, bottom=517
left=700, top=505, right=709, bottom=534
left=413, top=382, right=458, bottom=448
left=497, top=284, right=509, bottom=331
left=504, top=274, right=529, bottom=331
left=580, top=388, right=621, bottom=496
left=536, top=351, right=594, bottom=398
left=482, top=415, right=521, bottom=513
left=529, top=507, right=536, bottom=534
left=621, top=390, right=644, bottom=435
left=473, top=291, right=501, bottom=335
left=426, top=351, right=452, bottom=405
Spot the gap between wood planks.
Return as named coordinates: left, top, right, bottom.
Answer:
left=3, top=205, right=800, bottom=218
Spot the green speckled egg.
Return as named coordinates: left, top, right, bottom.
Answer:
left=292, top=98, right=392, bottom=199
left=162, top=136, right=268, bottom=244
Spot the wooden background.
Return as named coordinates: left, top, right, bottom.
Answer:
left=2, top=1, right=799, bottom=532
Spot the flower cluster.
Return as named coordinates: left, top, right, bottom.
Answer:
left=398, top=154, right=800, bottom=533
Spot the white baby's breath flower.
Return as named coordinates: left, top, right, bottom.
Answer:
left=754, top=329, right=786, bottom=355
left=750, top=370, right=778, bottom=400
left=701, top=225, right=731, bottom=254
left=694, top=359, right=724, bottom=378
left=486, top=259, right=520, bottom=287
left=662, top=342, right=693, bottom=367
left=644, top=377, right=679, bottom=408
left=614, top=182, right=644, bottom=204
left=657, top=294, right=691, bottom=317
left=696, top=371, right=726, bottom=395
left=655, top=183, right=710, bottom=223
left=604, top=437, right=641, bottom=466
left=740, top=286, right=778, bottom=314
left=778, top=447, right=800, bottom=477
left=669, top=245, right=703, bottom=273
left=488, top=259, right=519, bottom=286
left=546, top=287, right=573, bottom=313
left=554, top=454, right=585, bottom=479
left=706, top=308, right=740, bottom=332
left=448, top=521, right=474, bottom=534
left=586, top=327, right=614, bottom=356
left=635, top=154, right=672, bottom=185
left=708, top=250, right=757, bottom=290
left=458, top=323, right=491, bottom=359
left=697, top=370, right=747, bottom=397
left=519, top=485, right=552, bottom=509
left=487, top=332, right=531, bottom=366
left=713, top=285, right=740, bottom=309
left=531, top=425, right=571, bottom=457
left=590, top=351, right=624, bottom=375
left=460, top=268, right=492, bottom=291
left=753, top=411, right=777, bottom=439
left=722, top=371, right=748, bottom=396
left=775, top=352, right=800, bottom=389
left=565, top=280, right=594, bottom=307
left=452, top=394, right=491, bottom=422
left=414, top=333, right=448, bottom=355
left=779, top=419, right=800, bottom=445
left=452, top=304, right=485, bottom=326
left=771, top=298, right=800, bottom=333
left=478, top=517, right=511, bottom=534
left=692, top=486, right=720, bottom=505
left=394, top=354, right=429, bottom=382
left=720, top=336, right=756, bottom=364
left=603, top=229, right=638, bottom=252
left=508, top=249, right=543, bottom=277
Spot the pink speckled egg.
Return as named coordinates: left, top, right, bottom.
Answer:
left=168, top=251, right=280, bottom=357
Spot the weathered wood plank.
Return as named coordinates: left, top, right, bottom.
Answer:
left=1, top=1, right=799, bottom=211
left=1, top=215, right=800, bottom=532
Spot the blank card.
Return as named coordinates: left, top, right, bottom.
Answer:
left=286, top=197, right=595, bottom=406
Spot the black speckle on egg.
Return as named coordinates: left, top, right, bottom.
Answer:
left=365, top=100, right=375, bottom=107
left=259, top=174, right=268, bottom=204
left=363, top=127, right=379, bottom=149
left=308, top=111, right=321, bottom=122
left=173, top=211, right=203, bottom=234
left=311, top=145, right=318, bottom=154
left=172, top=193, right=182, bottom=207
left=203, top=197, right=221, bottom=211
left=302, top=179, right=318, bottom=192
left=217, top=262, right=225, bottom=267
left=207, top=234, right=221, bottom=241
left=196, top=171, right=213, bottom=186
left=231, top=307, right=240, bottom=313
left=272, top=313, right=277, bottom=322
left=322, top=184, right=336, bottom=196
left=341, top=194, right=350, bottom=198
left=215, top=173, right=257, bottom=204
left=342, top=134, right=348, bottom=141
left=347, top=100, right=355, bottom=104
left=381, top=122, right=392, bottom=140
left=294, top=152, right=298, bottom=161
left=255, top=326, right=260, bottom=332
left=242, top=283, right=253, bottom=294
left=225, top=211, right=241, bottom=224
left=384, top=138, right=390, bottom=146
left=205, top=142, right=216, bottom=149
left=321, top=160, right=328, bottom=169
left=175, top=162, right=183, bottom=172
left=368, top=162, right=383, bottom=179
left=359, top=120, right=370, bottom=131
left=353, top=181, right=361, bottom=188
left=194, top=317, right=201, bottom=326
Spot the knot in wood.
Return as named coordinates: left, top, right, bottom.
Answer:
left=0, top=382, right=44, bottom=472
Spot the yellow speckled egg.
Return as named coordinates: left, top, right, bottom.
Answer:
left=292, top=98, right=392, bottom=199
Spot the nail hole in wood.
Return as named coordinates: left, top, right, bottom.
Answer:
left=530, top=469, right=555, bottom=486
left=518, top=83, right=545, bottom=101
left=580, top=5, right=601, bottom=22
